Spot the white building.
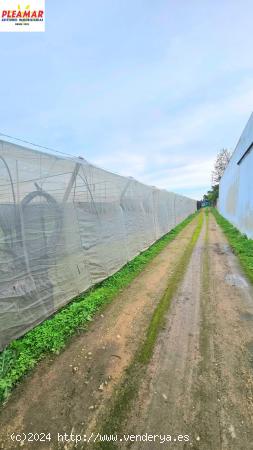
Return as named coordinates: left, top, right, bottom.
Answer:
left=219, top=113, right=253, bottom=239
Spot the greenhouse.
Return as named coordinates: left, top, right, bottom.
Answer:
left=0, top=140, right=196, bottom=349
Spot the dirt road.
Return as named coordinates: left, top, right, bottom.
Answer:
left=123, top=213, right=253, bottom=449
left=1, top=212, right=253, bottom=450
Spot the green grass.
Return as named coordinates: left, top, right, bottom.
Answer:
left=211, top=208, right=253, bottom=284
left=95, top=212, right=203, bottom=448
left=199, top=206, right=211, bottom=374
left=138, top=211, right=203, bottom=364
left=0, top=212, right=198, bottom=404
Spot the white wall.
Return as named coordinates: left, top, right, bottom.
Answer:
left=219, top=113, right=253, bottom=238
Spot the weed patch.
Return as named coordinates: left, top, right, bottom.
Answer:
left=211, top=208, right=253, bottom=284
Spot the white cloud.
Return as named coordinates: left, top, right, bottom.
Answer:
left=91, top=80, right=253, bottom=200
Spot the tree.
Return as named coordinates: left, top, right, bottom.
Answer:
left=212, top=149, right=231, bottom=184
left=202, top=149, right=231, bottom=207
left=203, top=185, right=219, bottom=206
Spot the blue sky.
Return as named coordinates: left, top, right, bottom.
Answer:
left=1, top=0, right=253, bottom=199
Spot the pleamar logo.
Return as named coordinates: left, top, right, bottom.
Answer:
left=0, top=0, right=45, bottom=31
left=1, top=3, right=44, bottom=19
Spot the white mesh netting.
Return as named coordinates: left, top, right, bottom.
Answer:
left=0, top=140, right=196, bottom=349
